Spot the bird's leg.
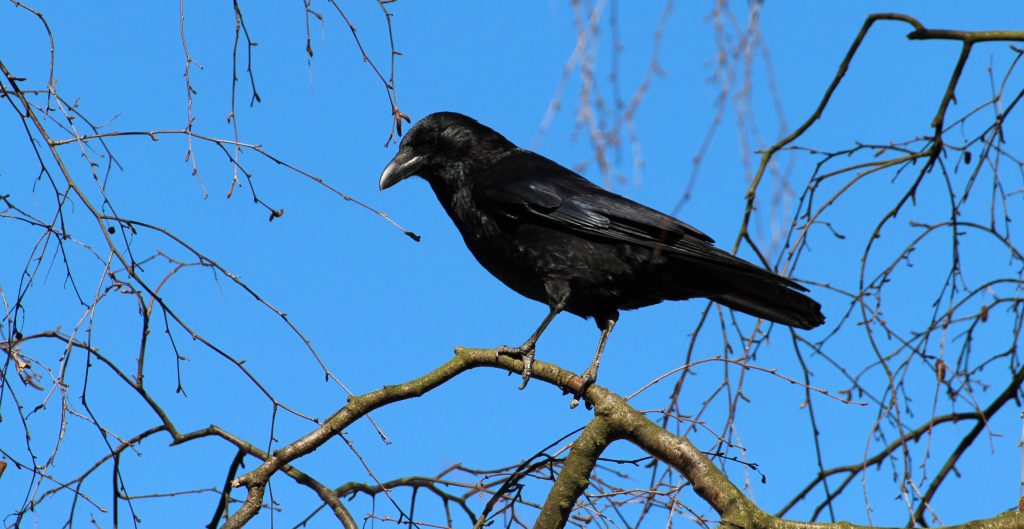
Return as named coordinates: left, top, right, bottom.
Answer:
left=570, top=314, right=617, bottom=409
left=497, top=305, right=562, bottom=389
left=499, top=282, right=570, bottom=390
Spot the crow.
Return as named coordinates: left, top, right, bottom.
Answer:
left=379, top=112, right=824, bottom=407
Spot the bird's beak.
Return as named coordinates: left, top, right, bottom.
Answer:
left=379, top=149, right=425, bottom=190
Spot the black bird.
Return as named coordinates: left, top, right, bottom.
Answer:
left=380, top=112, right=824, bottom=406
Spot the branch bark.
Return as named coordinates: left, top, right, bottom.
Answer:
left=222, top=347, right=1024, bottom=529
left=534, top=416, right=618, bottom=528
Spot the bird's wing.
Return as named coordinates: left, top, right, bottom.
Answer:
left=477, top=150, right=807, bottom=291
left=479, top=150, right=712, bottom=241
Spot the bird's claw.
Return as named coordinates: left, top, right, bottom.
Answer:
left=518, top=353, right=534, bottom=390
left=497, top=343, right=536, bottom=390
left=496, top=344, right=521, bottom=357
left=569, top=367, right=598, bottom=409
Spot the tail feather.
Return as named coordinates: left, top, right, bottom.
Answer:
left=710, top=274, right=825, bottom=330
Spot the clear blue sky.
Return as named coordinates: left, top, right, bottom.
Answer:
left=1, top=2, right=1021, bottom=527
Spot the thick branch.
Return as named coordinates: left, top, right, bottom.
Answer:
left=224, top=347, right=587, bottom=528
left=535, top=417, right=618, bottom=529
left=220, top=346, right=1024, bottom=529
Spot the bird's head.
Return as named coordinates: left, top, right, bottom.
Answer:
left=379, top=112, right=516, bottom=190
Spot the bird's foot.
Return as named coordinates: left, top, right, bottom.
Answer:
left=569, top=366, right=598, bottom=410
left=497, top=343, right=537, bottom=390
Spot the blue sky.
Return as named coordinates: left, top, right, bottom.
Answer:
left=2, top=2, right=1022, bottom=527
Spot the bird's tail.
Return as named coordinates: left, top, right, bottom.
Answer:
left=710, top=273, right=825, bottom=330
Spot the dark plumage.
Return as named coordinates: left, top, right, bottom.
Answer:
left=380, top=112, right=824, bottom=406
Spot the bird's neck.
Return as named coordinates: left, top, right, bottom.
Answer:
left=424, top=146, right=517, bottom=222
left=426, top=165, right=471, bottom=217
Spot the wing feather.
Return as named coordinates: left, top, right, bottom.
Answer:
left=476, top=150, right=806, bottom=291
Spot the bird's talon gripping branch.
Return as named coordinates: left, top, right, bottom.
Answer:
left=496, top=342, right=538, bottom=389
left=496, top=344, right=521, bottom=356
left=569, top=368, right=598, bottom=409
left=518, top=350, right=535, bottom=389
